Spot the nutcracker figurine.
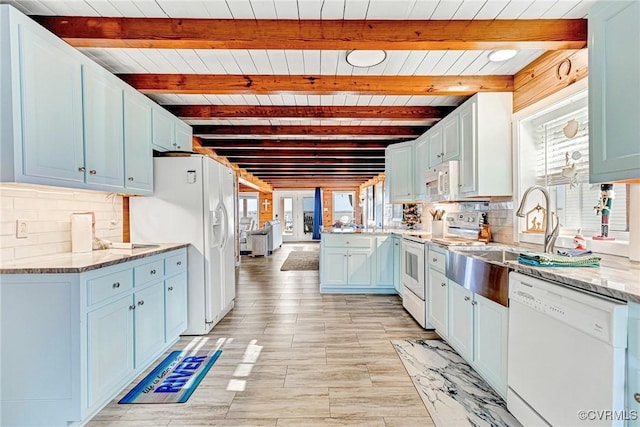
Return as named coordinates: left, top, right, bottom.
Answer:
left=593, top=183, right=615, bottom=240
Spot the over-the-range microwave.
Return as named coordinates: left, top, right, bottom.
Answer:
left=423, top=160, right=459, bottom=203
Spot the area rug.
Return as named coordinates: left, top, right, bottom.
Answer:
left=280, top=251, right=319, bottom=271
left=392, top=339, right=520, bottom=427
left=119, top=349, right=222, bottom=404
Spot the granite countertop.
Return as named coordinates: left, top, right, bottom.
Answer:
left=0, top=243, right=189, bottom=274
left=444, top=243, right=640, bottom=304
left=322, top=227, right=430, bottom=237
left=506, top=255, right=640, bottom=304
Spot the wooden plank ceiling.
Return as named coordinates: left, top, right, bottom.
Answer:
left=9, top=0, right=592, bottom=190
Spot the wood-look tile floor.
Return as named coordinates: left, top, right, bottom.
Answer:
left=89, top=243, right=439, bottom=427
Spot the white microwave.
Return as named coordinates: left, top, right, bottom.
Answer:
left=424, top=160, right=459, bottom=203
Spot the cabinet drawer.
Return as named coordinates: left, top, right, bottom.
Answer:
left=165, top=251, right=187, bottom=276
left=134, top=259, right=164, bottom=286
left=428, top=248, right=446, bottom=272
left=87, top=269, right=133, bottom=306
left=324, top=235, right=373, bottom=248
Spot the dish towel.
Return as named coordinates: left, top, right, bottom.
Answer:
left=518, top=251, right=601, bottom=267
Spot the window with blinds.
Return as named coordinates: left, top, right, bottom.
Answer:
left=523, top=91, right=628, bottom=238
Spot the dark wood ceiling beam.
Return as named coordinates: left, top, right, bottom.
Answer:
left=119, top=74, right=513, bottom=96
left=167, top=105, right=454, bottom=120
left=255, top=171, right=380, bottom=175
left=266, top=179, right=367, bottom=189
left=213, top=149, right=384, bottom=158
left=245, top=165, right=384, bottom=171
left=193, top=125, right=424, bottom=137
left=231, top=158, right=384, bottom=165
left=35, top=17, right=587, bottom=50
left=200, top=140, right=395, bottom=149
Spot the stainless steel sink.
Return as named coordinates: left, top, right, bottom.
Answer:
left=446, top=248, right=520, bottom=307
left=464, top=249, right=519, bottom=264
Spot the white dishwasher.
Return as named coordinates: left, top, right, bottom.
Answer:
left=508, top=272, right=628, bottom=426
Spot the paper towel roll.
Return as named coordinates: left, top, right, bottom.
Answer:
left=71, top=213, right=93, bottom=253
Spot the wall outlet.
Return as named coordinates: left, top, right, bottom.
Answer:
left=16, top=219, right=28, bottom=239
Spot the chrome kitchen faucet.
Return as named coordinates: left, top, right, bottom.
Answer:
left=516, top=185, right=559, bottom=254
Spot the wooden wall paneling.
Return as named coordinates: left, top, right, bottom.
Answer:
left=323, top=190, right=333, bottom=227
left=513, top=48, right=588, bottom=112
left=258, top=191, right=273, bottom=227
left=123, top=196, right=130, bottom=243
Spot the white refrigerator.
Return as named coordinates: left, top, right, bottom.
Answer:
left=130, top=155, right=236, bottom=335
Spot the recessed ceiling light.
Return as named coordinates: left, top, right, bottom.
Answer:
left=488, top=49, right=517, bottom=62
left=346, top=50, right=387, bottom=68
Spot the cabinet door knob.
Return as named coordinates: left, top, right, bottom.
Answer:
left=177, top=261, right=182, bottom=266
left=89, top=169, right=97, bottom=175
left=176, top=145, right=181, bottom=149
left=471, top=300, right=477, bottom=305
left=168, top=286, right=174, bottom=291
left=432, top=258, right=437, bottom=262
left=436, top=154, right=441, bottom=158
left=464, top=296, right=470, bottom=301
left=129, top=304, right=136, bottom=310
left=440, top=282, right=446, bottom=287
left=150, top=269, right=156, bottom=275
left=78, top=166, right=86, bottom=172
left=137, top=300, right=144, bottom=306
left=112, top=282, right=120, bottom=289
left=128, top=177, right=134, bottom=181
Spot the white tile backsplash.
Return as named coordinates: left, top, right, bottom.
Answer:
left=0, top=183, right=123, bottom=261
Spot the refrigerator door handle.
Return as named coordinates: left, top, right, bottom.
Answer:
left=219, top=204, right=229, bottom=249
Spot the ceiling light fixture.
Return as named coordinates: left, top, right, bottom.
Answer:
left=488, top=49, right=517, bottom=62
left=346, top=50, right=387, bottom=68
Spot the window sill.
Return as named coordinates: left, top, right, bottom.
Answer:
left=518, top=233, right=629, bottom=258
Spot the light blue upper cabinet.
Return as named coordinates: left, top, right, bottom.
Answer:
left=83, top=64, right=125, bottom=190
left=15, top=12, right=85, bottom=184
left=386, top=140, right=415, bottom=203
left=589, top=1, right=640, bottom=182
left=152, top=105, right=193, bottom=152
left=152, top=106, right=175, bottom=151
left=427, top=123, right=444, bottom=167
left=175, top=120, right=193, bottom=152
left=413, top=133, right=429, bottom=200
left=124, top=90, right=153, bottom=194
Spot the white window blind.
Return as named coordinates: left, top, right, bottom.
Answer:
left=529, top=95, right=628, bottom=236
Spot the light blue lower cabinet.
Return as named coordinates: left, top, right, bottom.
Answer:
left=165, top=272, right=188, bottom=343
left=87, top=294, right=135, bottom=408
left=439, top=280, right=508, bottom=400
left=320, top=234, right=397, bottom=294
left=0, top=248, right=187, bottom=426
left=133, top=280, right=166, bottom=369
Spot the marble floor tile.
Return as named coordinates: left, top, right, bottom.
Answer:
left=393, top=339, right=521, bottom=427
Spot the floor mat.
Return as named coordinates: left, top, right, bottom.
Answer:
left=392, top=339, right=521, bottom=427
left=280, top=251, right=319, bottom=271
left=119, top=349, right=222, bottom=404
